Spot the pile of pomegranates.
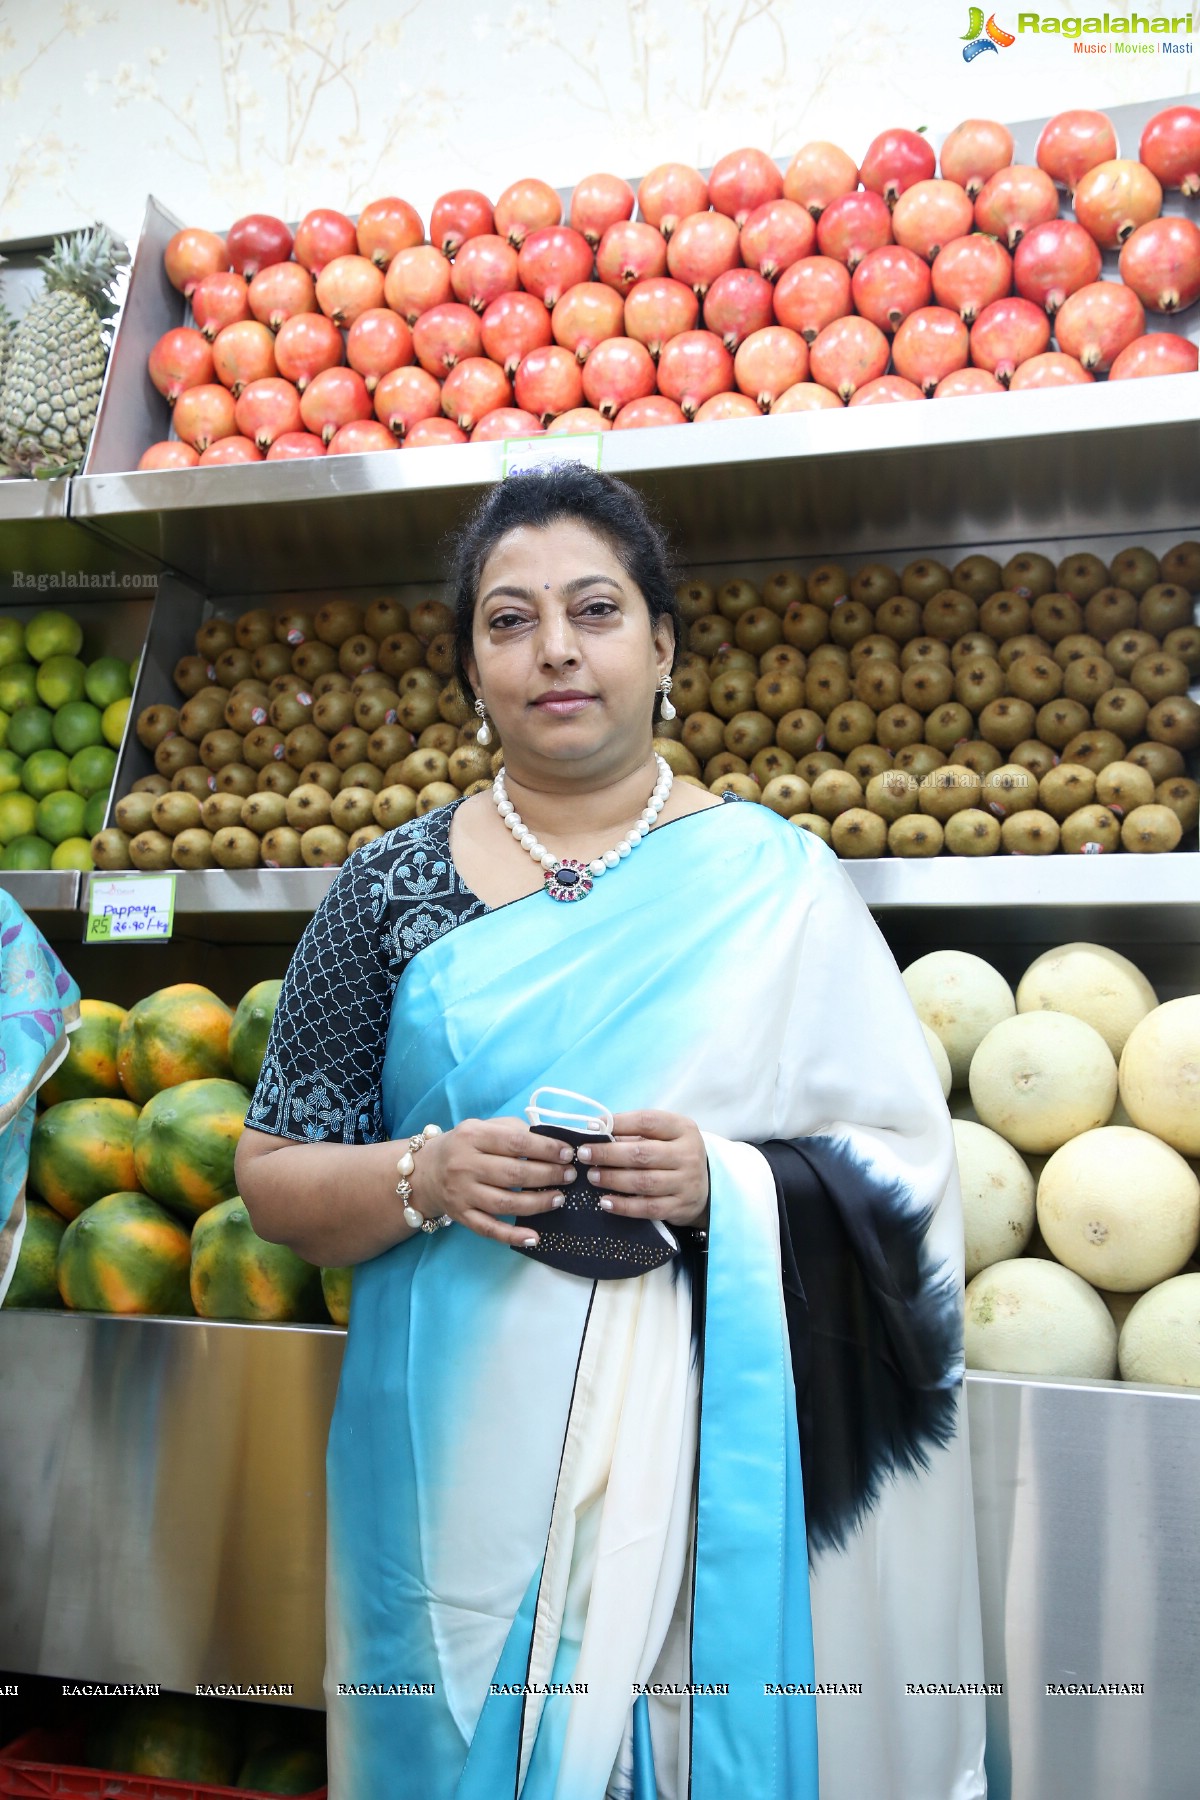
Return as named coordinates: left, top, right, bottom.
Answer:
left=139, top=102, right=1200, bottom=469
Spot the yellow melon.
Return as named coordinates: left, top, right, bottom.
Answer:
left=1118, top=995, right=1200, bottom=1157
left=902, top=950, right=1016, bottom=1086
left=969, top=1012, right=1117, bottom=1153
left=1117, top=1273, right=1200, bottom=1386
left=921, top=1023, right=952, bottom=1100
left=964, top=1257, right=1117, bottom=1378
left=1037, top=1126, right=1200, bottom=1292
left=952, top=1120, right=1036, bottom=1280
left=1015, top=941, right=1157, bottom=1058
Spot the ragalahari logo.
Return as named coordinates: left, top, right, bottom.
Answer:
left=963, top=8, right=1018, bottom=57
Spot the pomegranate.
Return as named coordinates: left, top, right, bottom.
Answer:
left=326, top=421, right=398, bottom=455
left=816, top=191, right=893, bottom=272
left=808, top=316, right=890, bottom=402
left=517, top=226, right=595, bottom=309
left=1008, top=352, right=1094, bottom=389
left=495, top=178, right=561, bottom=248
left=891, top=306, right=969, bottom=396
left=441, top=357, right=512, bottom=432
left=733, top=326, right=809, bottom=410
left=546, top=407, right=613, bottom=435
left=211, top=320, right=276, bottom=396
left=1139, top=106, right=1200, bottom=197
left=693, top=391, right=762, bottom=422
left=450, top=234, right=520, bottom=313
left=974, top=166, right=1060, bottom=249
left=637, top=163, right=709, bottom=238
left=224, top=215, right=293, bottom=278
left=273, top=314, right=344, bottom=391
left=412, top=303, right=484, bottom=376
left=851, top=244, right=932, bottom=333
left=740, top=199, right=816, bottom=281
left=939, top=119, right=1014, bottom=199
left=968, top=297, right=1051, bottom=385
left=1013, top=219, right=1102, bottom=316
left=374, top=366, right=443, bottom=440
left=234, top=377, right=303, bottom=450
left=891, top=180, right=975, bottom=261
left=1109, top=333, right=1199, bottom=380
left=356, top=197, right=423, bottom=269
left=1074, top=160, right=1163, bottom=250
left=480, top=291, right=554, bottom=377
left=514, top=345, right=585, bottom=423
left=580, top=336, right=656, bottom=418
left=702, top=268, right=774, bottom=351
left=1036, top=110, right=1118, bottom=194
left=551, top=283, right=625, bottom=362
left=708, top=147, right=783, bottom=228
left=315, top=255, right=386, bottom=328
left=191, top=272, right=251, bottom=341
left=470, top=408, right=544, bottom=442
left=860, top=129, right=936, bottom=207
left=622, top=277, right=699, bottom=358
left=247, top=262, right=317, bottom=332
left=666, top=212, right=741, bottom=299
left=570, top=173, right=635, bottom=248
left=773, top=255, right=853, bottom=342
left=783, top=142, right=859, bottom=219
left=771, top=382, right=843, bottom=412
left=848, top=376, right=925, bottom=406
left=299, top=367, right=373, bottom=444
left=1119, top=216, right=1200, bottom=314
left=656, top=330, right=736, bottom=418
left=930, top=235, right=1012, bottom=325
left=172, top=384, right=237, bottom=451
left=611, top=395, right=688, bottom=429
left=933, top=368, right=1005, bottom=398
left=405, top=419, right=469, bottom=448
left=266, top=431, right=327, bottom=460
left=198, top=435, right=262, bottom=466
left=148, top=327, right=214, bottom=404
left=346, top=309, right=413, bottom=393
left=164, top=228, right=229, bottom=296
left=383, top=246, right=454, bottom=323
left=430, top=190, right=494, bottom=258
left=137, top=441, right=200, bottom=470
left=1054, top=281, right=1146, bottom=373
left=596, top=220, right=669, bottom=296
left=293, top=209, right=358, bottom=276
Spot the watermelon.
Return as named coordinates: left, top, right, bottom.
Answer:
left=191, top=1197, right=323, bottom=1322
left=321, top=1264, right=353, bottom=1326
left=57, top=1192, right=192, bottom=1314
left=96, top=1693, right=241, bottom=1783
left=28, top=1096, right=140, bottom=1221
left=230, top=977, right=283, bottom=1089
left=133, top=1077, right=249, bottom=1220
left=1, top=1198, right=66, bottom=1308
left=40, top=997, right=127, bottom=1106
left=237, top=1741, right=327, bottom=1794
left=117, top=982, right=234, bottom=1104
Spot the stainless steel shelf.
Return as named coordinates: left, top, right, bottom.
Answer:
left=0, top=871, right=82, bottom=914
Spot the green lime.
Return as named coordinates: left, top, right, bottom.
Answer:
left=84, top=656, right=134, bottom=708
left=36, top=655, right=87, bottom=709
left=68, top=742, right=117, bottom=799
left=0, top=619, right=29, bottom=669
left=0, top=749, right=22, bottom=794
left=1, top=834, right=53, bottom=871
left=101, top=697, right=131, bottom=749
left=21, top=748, right=71, bottom=801
left=25, top=610, right=84, bottom=663
left=0, top=791, right=38, bottom=844
left=52, top=700, right=104, bottom=755
left=0, top=707, right=9, bottom=749
left=129, top=656, right=141, bottom=688
left=0, top=663, right=38, bottom=713
left=50, top=835, right=95, bottom=872
left=35, top=789, right=87, bottom=846
left=83, top=789, right=110, bottom=837
left=7, top=707, right=55, bottom=758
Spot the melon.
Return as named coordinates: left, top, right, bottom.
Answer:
left=191, top=1196, right=323, bottom=1322
left=1099, top=1287, right=1145, bottom=1333
left=1015, top=941, right=1157, bottom=1058
left=28, top=1096, right=141, bottom=1221
left=952, top=1120, right=1036, bottom=1280
left=969, top=1011, right=1117, bottom=1152
left=964, top=1257, right=1117, bottom=1378
left=920, top=1023, right=952, bottom=1100
left=1118, top=1273, right=1200, bottom=1386
left=117, top=982, right=234, bottom=1104
left=902, top=950, right=1016, bottom=1086
left=1037, top=1126, right=1200, bottom=1292
left=1118, top=995, right=1200, bottom=1157
left=229, top=977, right=283, bottom=1089
left=57, top=1192, right=193, bottom=1315
left=133, top=1077, right=249, bottom=1220
left=40, top=997, right=127, bottom=1105
left=1, top=1199, right=65, bottom=1308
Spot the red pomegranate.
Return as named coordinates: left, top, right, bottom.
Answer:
left=441, top=358, right=513, bottom=432
left=1008, top=352, right=1093, bottom=389
left=495, top=179, right=562, bottom=249
left=783, top=142, right=859, bottom=219
left=517, top=226, right=595, bottom=309
left=450, top=235, right=520, bottom=313
left=974, top=167, right=1059, bottom=249
left=848, top=376, right=925, bottom=406
left=1036, top=110, right=1118, bottom=194
left=930, top=235, right=1012, bottom=325
left=580, top=337, right=656, bottom=418
left=733, top=326, right=809, bottom=410
left=611, top=395, right=687, bottom=429
left=412, top=303, right=484, bottom=376
left=968, top=297, right=1051, bottom=385
left=859, top=129, right=936, bottom=207
left=148, top=328, right=214, bottom=405
left=546, top=407, right=612, bottom=435
left=191, top=272, right=251, bottom=341
left=430, top=191, right=495, bottom=258
left=374, top=366, right=443, bottom=439
left=816, top=191, right=893, bottom=271
left=656, top=330, right=736, bottom=419
left=234, top=377, right=304, bottom=450
left=693, top=391, right=762, bottom=422
left=771, top=381, right=843, bottom=412
left=1012, top=219, right=1102, bottom=316
left=808, top=316, right=890, bottom=402
left=225, top=214, right=293, bottom=278
left=551, top=283, right=625, bottom=362
left=708, top=148, right=783, bottom=228
left=891, top=306, right=969, bottom=397
left=198, top=435, right=262, bottom=466
left=346, top=309, right=413, bottom=393
left=172, top=384, right=237, bottom=451
left=891, top=180, right=975, bottom=261
left=293, top=209, right=358, bottom=276
left=702, top=268, right=774, bottom=351
left=356, top=198, right=423, bottom=269
left=481, top=291, right=555, bottom=378
left=622, top=278, right=698, bottom=358
left=266, top=432, right=327, bottom=460
left=273, top=314, right=344, bottom=391
left=570, top=173, right=635, bottom=248
left=637, top=164, right=709, bottom=238
left=1074, top=160, right=1163, bottom=250
left=1054, top=281, right=1146, bottom=373
left=315, top=255, right=386, bottom=328
left=383, top=246, right=454, bottom=324
left=164, top=228, right=229, bottom=296
left=773, top=255, right=853, bottom=342
left=326, top=421, right=399, bottom=455
left=470, top=408, right=544, bottom=441
left=248, top=262, right=317, bottom=332
left=1119, top=216, right=1200, bottom=314
left=405, top=419, right=469, bottom=448
left=596, top=221, right=669, bottom=296
left=211, top=320, right=276, bottom=396
left=514, top=345, right=585, bottom=423
left=939, top=119, right=1014, bottom=199
left=1109, top=333, right=1199, bottom=380
left=137, top=440, right=200, bottom=470
left=1139, top=106, right=1200, bottom=197
left=933, top=368, right=1005, bottom=398
left=851, top=245, right=932, bottom=333
left=739, top=199, right=816, bottom=281
left=666, top=212, right=742, bottom=299
left=299, top=367, right=373, bottom=444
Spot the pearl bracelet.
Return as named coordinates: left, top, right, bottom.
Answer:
left=396, top=1124, right=451, bottom=1233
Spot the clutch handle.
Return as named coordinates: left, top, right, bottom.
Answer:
left=524, top=1086, right=614, bottom=1136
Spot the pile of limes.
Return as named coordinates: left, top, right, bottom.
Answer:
left=0, top=610, right=136, bottom=873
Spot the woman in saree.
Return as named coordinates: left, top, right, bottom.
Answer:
left=236, top=467, right=988, bottom=1800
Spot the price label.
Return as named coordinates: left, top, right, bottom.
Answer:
left=85, top=873, right=177, bottom=943
left=502, top=434, right=603, bottom=478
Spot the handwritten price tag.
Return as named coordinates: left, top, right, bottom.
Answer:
left=502, top=434, right=603, bottom=478
left=85, top=873, right=177, bottom=944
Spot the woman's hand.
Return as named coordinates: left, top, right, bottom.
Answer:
left=574, top=1111, right=710, bottom=1230
left=409, top=1118, right=575, bottom=1247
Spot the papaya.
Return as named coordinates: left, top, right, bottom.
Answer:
left=133, top=1077, right=249, bottom=1220
left=191, top=1196, right=323, bottom=1322
left=1, top=1199, right=66, bottom=1308
left=236, top=1741, right=327, bottom=1794
left=321, top=1264, right=353, bottom=1326
left=40, top=997, right=127, bottom=1106
left=95, top=1693, right=241, bottom=1783
left=57, top=1192, right=192, bottom=1315
left=28, top=1096, right=140, bottom=1221
left=229, top=976, right=283, bottom=1089
left=117, top=981, right=234, bottom=1103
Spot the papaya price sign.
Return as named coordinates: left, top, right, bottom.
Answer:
left=86, top=873, right=176, bottom=943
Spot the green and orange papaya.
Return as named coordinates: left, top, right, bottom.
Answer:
left=28, top=1096, right=141, bottom=1221
left=117, top=982, right=234, bottom=1104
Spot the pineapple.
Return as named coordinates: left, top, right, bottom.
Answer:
left=0, top=258, right=13, bottom=396
left=0, top=226, right=128, bottom=478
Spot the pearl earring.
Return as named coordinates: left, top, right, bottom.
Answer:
left=474, top=698, right=492, bottom=747
left=659, top=676, right=676, bottom=721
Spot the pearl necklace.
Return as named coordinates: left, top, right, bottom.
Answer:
left=492, top=754, right=674, bottom=902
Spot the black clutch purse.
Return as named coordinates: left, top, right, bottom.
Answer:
left=512, top=1088, right=681, bottom=1281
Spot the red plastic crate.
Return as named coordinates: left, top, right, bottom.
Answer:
left=0, top=1731, right=326, bottom=1800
